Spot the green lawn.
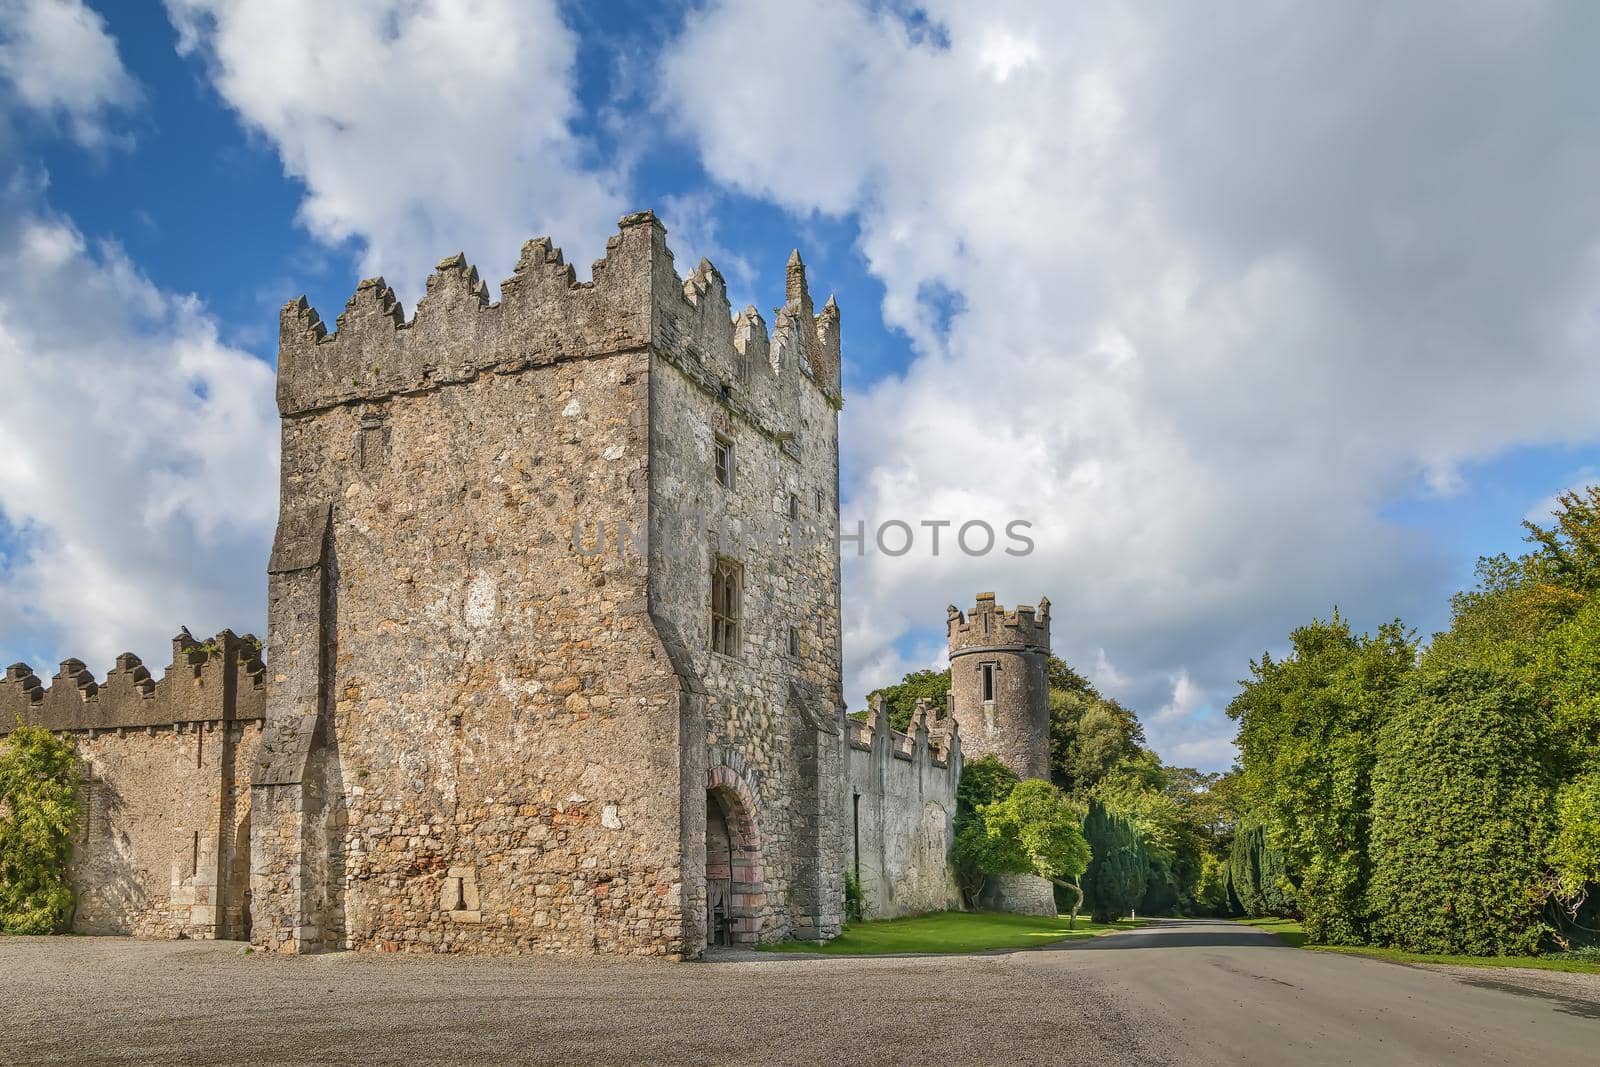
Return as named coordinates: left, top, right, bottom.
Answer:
left=1236, top=917, right=1600, bottom=975
left=1236, top=916, right=1309, bottom=947
left=760, top=910, right=1143, bottom=956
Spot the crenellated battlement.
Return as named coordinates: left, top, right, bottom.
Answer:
left=0, top=629, right=265, bottom=736
left=947, top=592, right=1051, bottom=655
left=849, top=694, right=961, bottom=770
left=276, top=210, right=842, bottom=419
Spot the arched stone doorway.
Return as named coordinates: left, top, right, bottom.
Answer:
left=706, top=763, right=764, bottom=947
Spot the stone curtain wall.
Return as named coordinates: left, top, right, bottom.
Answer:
left=648, top=245, right=846, bottom=946
left=0, top=631, right=264, bottom=938
left=845, top=697, right=963, bottom=919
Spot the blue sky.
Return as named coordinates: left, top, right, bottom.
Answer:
left=3, top=0, right=1598, bottom=771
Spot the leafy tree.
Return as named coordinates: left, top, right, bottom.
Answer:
left=1424, top=489, right=1600, bottom=925
left=956, top=755, right=1021, bottom=824
left=951, top=756, right=1022, bottom=907
left=1550, top=771, right=1600, bottom=901
left=1429, top=488, right=1600, bottom=677
left=983, top=779, right=1092, bottom=925
left=0, top=725, right=80, bottom=934
left=1369, top=665, right=1554, bottom=956
left=1194, top=850, right=1230, bottom=915
left=1082, top=799, right=1147, bottom=921
left=1163, top=766, right=1240, bottom=914
left=1228, top=613, right=1415, bottom=944
left=1049, top=687, right=1147, bottom=796
left=1164, top=766, right=1236, bottom=841
left=1047, top=657, right=1102, bottom=701
left=1045, top=656, right=1227, bottom=914
left=1523, top=486, right=1600, bottom=597
left=1535, top=597, right=1600, bottom=778
left=865, top=669, right=951, bottom=732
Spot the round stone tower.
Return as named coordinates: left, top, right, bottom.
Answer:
left=947, top=592, right=1056, bottom=915
left=947, top=592, right=1052, bottom=780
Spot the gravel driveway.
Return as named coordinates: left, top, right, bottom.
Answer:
left=5, top=919, right=1597, bottom=1064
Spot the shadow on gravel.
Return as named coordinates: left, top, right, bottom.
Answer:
left=1454, top=975, right=1600, bottom=1020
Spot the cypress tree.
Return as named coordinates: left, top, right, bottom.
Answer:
left=1083, top=799, right=1147, bottom=921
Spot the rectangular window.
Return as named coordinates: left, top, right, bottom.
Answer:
left=714, top=435, right=734, bottom=488
left=981, top=662, right=996, bottom=702
left=711, top=557, right=743, bottom=656
left=788, top=625, right=800, bottom=656
left=814, top=487, right=824, bottom=512
left=788, top=493, right=800, bottom=520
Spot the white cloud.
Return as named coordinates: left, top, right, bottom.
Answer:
left=167, top=0, right=626, bottom=302
left=0, top=178, right=277, bottom=676
left=660, top=1, right=1600, bottom=768
left=0, top=0, right=140, bottom=147
left=1088, top=649, right=1127, bottom=692
left=1155, top=671, right=1202, bottom=726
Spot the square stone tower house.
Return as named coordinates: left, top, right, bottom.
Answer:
left=251, top=212, right=847, bottom=957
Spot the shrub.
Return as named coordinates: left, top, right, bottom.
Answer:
left=844, top=871, right=864, bottom=923
left=1369, top=666, right=1554, bottom=955
left=0, top=725, right=80, bottom=934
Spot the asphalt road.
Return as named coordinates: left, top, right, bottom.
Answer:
left=3, top=919, right=1597, bottom=1064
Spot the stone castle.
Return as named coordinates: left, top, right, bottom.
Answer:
left=0, top=213, right=1053, bottom=958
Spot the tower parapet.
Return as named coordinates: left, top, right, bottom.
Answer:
left=276, top=211, right=841, bottom=424
left=947, top=591, right=1051, bottom=657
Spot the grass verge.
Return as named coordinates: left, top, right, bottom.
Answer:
left=1236, top=916, right=1309, bottom=947
left=1236, top=917, right=1600, bottom=975
left=759, top=910, right=1144, bottom=956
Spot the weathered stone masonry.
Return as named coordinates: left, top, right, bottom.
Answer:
left=252, top=212, right=845, bottom=957
left=0, top=631, right=264, bottom=939
left=845, top=696, right=962, bottom=918
left=2, top=213, right=1038, bottom=956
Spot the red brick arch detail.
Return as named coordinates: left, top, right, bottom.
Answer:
left=707, top=762, right=765, bottom=944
